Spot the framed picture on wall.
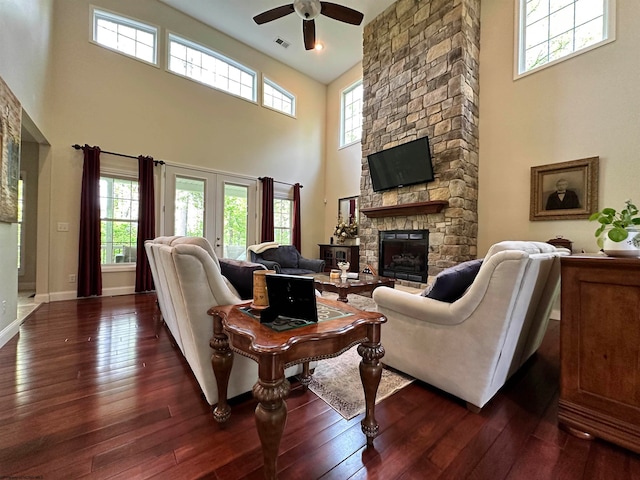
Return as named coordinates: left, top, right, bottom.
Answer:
left=0, top=75, right=22, bottom=224
left=530, top=157, right=599, bottom=221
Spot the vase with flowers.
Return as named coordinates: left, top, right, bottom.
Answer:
left=333, top=216, right=358, bottom=244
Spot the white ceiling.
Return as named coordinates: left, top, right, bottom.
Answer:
left=157, top=0, right=396, bottom=84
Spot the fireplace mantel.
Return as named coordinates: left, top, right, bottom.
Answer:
left=361, top=201, right=448, bottom=218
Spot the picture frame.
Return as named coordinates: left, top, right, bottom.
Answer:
left=0, top=75, right=21, bottom=224
left=530, top=157, right=599, bottom=221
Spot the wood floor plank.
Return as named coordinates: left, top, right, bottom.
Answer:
left=1, top=294, right=639, bottom=480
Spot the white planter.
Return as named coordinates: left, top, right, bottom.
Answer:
left=603, top=229, right=640, bottom=257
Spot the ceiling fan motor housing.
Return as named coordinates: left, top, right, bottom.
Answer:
left=293, top=0, right=321, bottom=20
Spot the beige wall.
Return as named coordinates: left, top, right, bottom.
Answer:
left=45, top=0, right=327, bottom=296
left=0, top=0, right=54, bottom=341
left=324, top=63, right=363, bottom=243
left=478, top=0, right=640, bottom=255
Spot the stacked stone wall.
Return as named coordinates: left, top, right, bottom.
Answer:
left=360, top=0, right=480, bottom=285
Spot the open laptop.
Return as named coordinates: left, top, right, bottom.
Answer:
left=260, top=274, right=318, bottom=326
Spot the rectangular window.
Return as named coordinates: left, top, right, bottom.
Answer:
left=263, top=77, right=296, bottom=116
left=274, top=198, right=293, bottom=245
left=92, top=8, right=158, bottom=65
left=100, top=176, right=139, bottom=265
left=168, top=34, right=257, bottom=102
left=516, top=0, right=615, bottom=77
left=340, top=80, right=363, bottom=147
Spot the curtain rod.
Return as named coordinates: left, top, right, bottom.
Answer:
left=258, top=176, right=303, bottom=188
left=72, top=144, right=166, bottom=166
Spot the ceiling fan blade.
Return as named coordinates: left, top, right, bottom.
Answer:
left=253, top=4, right=295, bottom=25
left=303, top=19, right=316, bottom=50
left=320, top=2, right=364, bottom=25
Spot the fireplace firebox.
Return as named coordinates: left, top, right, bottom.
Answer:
left=379, top=230, right=428, bottom=283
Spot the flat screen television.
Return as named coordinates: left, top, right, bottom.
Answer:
left=367, top=136, right=434, bottom=192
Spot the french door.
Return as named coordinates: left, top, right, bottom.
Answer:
left=163, top=165, right=257, bottom=259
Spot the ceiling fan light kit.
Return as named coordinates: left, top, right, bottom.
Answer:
left=253, top=1, right=364, bottom=51
left=294, top=0, right=321, bottom=20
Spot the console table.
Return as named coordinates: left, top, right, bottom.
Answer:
left=208, top=298, right=386, bottom=479
left=559, top=255, right=640, bottom=453
left=319, top=243, right=359, bottom=272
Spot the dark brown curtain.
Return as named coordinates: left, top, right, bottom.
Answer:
left=77, top=145, right=102, bottom=297
left=292, top=183, right=301, bottom=251
left=135, top=156, right=155, bottom=292
left=349, top=198, right=356, bottom=224
left=260, top=177, right=274, bottom=242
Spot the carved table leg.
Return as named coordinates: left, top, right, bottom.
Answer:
left=358, top=326, right=384, bottom=446
left=299, top=362, right=311, bottom=391
left=253, top=376, right=290, bottom=480
left=210, top=311, right=234, bottom=423
left=337, top=287, right=349, bottom=302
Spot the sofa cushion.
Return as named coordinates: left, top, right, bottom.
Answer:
left=421, top=259, right=483, bottom=303
left=262, top=246, right=299, bottom=268
left=219, top=258, right=267, bottom=300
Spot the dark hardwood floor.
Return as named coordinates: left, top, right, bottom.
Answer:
left=1, top=294, right=639, bottom=479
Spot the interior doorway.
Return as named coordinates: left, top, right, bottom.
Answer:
left=19, top=110, right=49, bottom=310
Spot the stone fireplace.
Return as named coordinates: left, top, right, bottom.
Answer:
left=359, top=0, right=480, bottom=286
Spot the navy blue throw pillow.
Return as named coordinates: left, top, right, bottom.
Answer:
left=421, top=259, right=483, bottom=303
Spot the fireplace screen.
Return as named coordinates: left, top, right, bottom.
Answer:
left=379, top=230, right=428, bottom=283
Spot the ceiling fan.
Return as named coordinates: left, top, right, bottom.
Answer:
left=253, top=0, right=364, bottom=51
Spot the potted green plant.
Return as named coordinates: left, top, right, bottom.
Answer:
left=589, top=199, right=640, bottom=256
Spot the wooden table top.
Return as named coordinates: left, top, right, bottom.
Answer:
left=208, top=297, right=385, bottom=359
left=308, top=272, right=395, bottom=288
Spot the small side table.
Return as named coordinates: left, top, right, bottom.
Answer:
left=208, top=298, right=387, bottom=480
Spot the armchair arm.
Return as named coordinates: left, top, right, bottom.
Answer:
left=253, top=258, right=281, bottom=273
left=298, top=257, right=325, bottom=272
left=372, top=287, right=469, bottom=326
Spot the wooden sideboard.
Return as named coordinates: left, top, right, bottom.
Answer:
left=319, top=244, right=359, bottom=272
left=559, top=255, right=640, bottom=453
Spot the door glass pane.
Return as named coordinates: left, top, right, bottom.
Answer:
left=175, top=176, right=205, bottom=237
left=223, top=183, right=248, bottom=259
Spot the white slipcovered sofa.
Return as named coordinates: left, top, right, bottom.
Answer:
left=373, top=241, right=569, bottom=411
left=144, top=236, right=306, bottom=406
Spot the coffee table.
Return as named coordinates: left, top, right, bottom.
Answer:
left=310, top=272, right=396, bottom=303
left=208, top=298, right=386, bottom=480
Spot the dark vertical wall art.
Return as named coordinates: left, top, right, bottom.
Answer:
left=0, top=75, right=21, bottom=224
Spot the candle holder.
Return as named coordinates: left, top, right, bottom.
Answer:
left=337, top=261, right=350, bottom=281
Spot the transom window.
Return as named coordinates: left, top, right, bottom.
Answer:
left=516, top=0, right=615, bottom=77
left=100, top=176, right=139, bottom=265
left=168, top=34, right=257, bottom=102
left=263, top=78, right=295, bottom=116
left=274, top=198, right=293, bottom=245
left=340, top=80, right=363, bottom=147
left=92, top=8, right=158, bottom=65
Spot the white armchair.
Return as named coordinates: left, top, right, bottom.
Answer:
left=145, top=236, right=306, bottom=406
left=372, top=241, right=569, bottom=411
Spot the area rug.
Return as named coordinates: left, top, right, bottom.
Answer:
left=308, top=292, right=414, bottom=420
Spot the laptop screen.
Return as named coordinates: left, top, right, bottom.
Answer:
left=262, top=274, right=318, bottom=324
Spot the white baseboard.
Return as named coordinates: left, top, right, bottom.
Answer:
left=550, top=308, right=561, bottom=321
left=49, top=286, right=136, bottom=302
left=34, top=293, right=50, bottom=304
left=0, top=317, right=22, bottom=350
